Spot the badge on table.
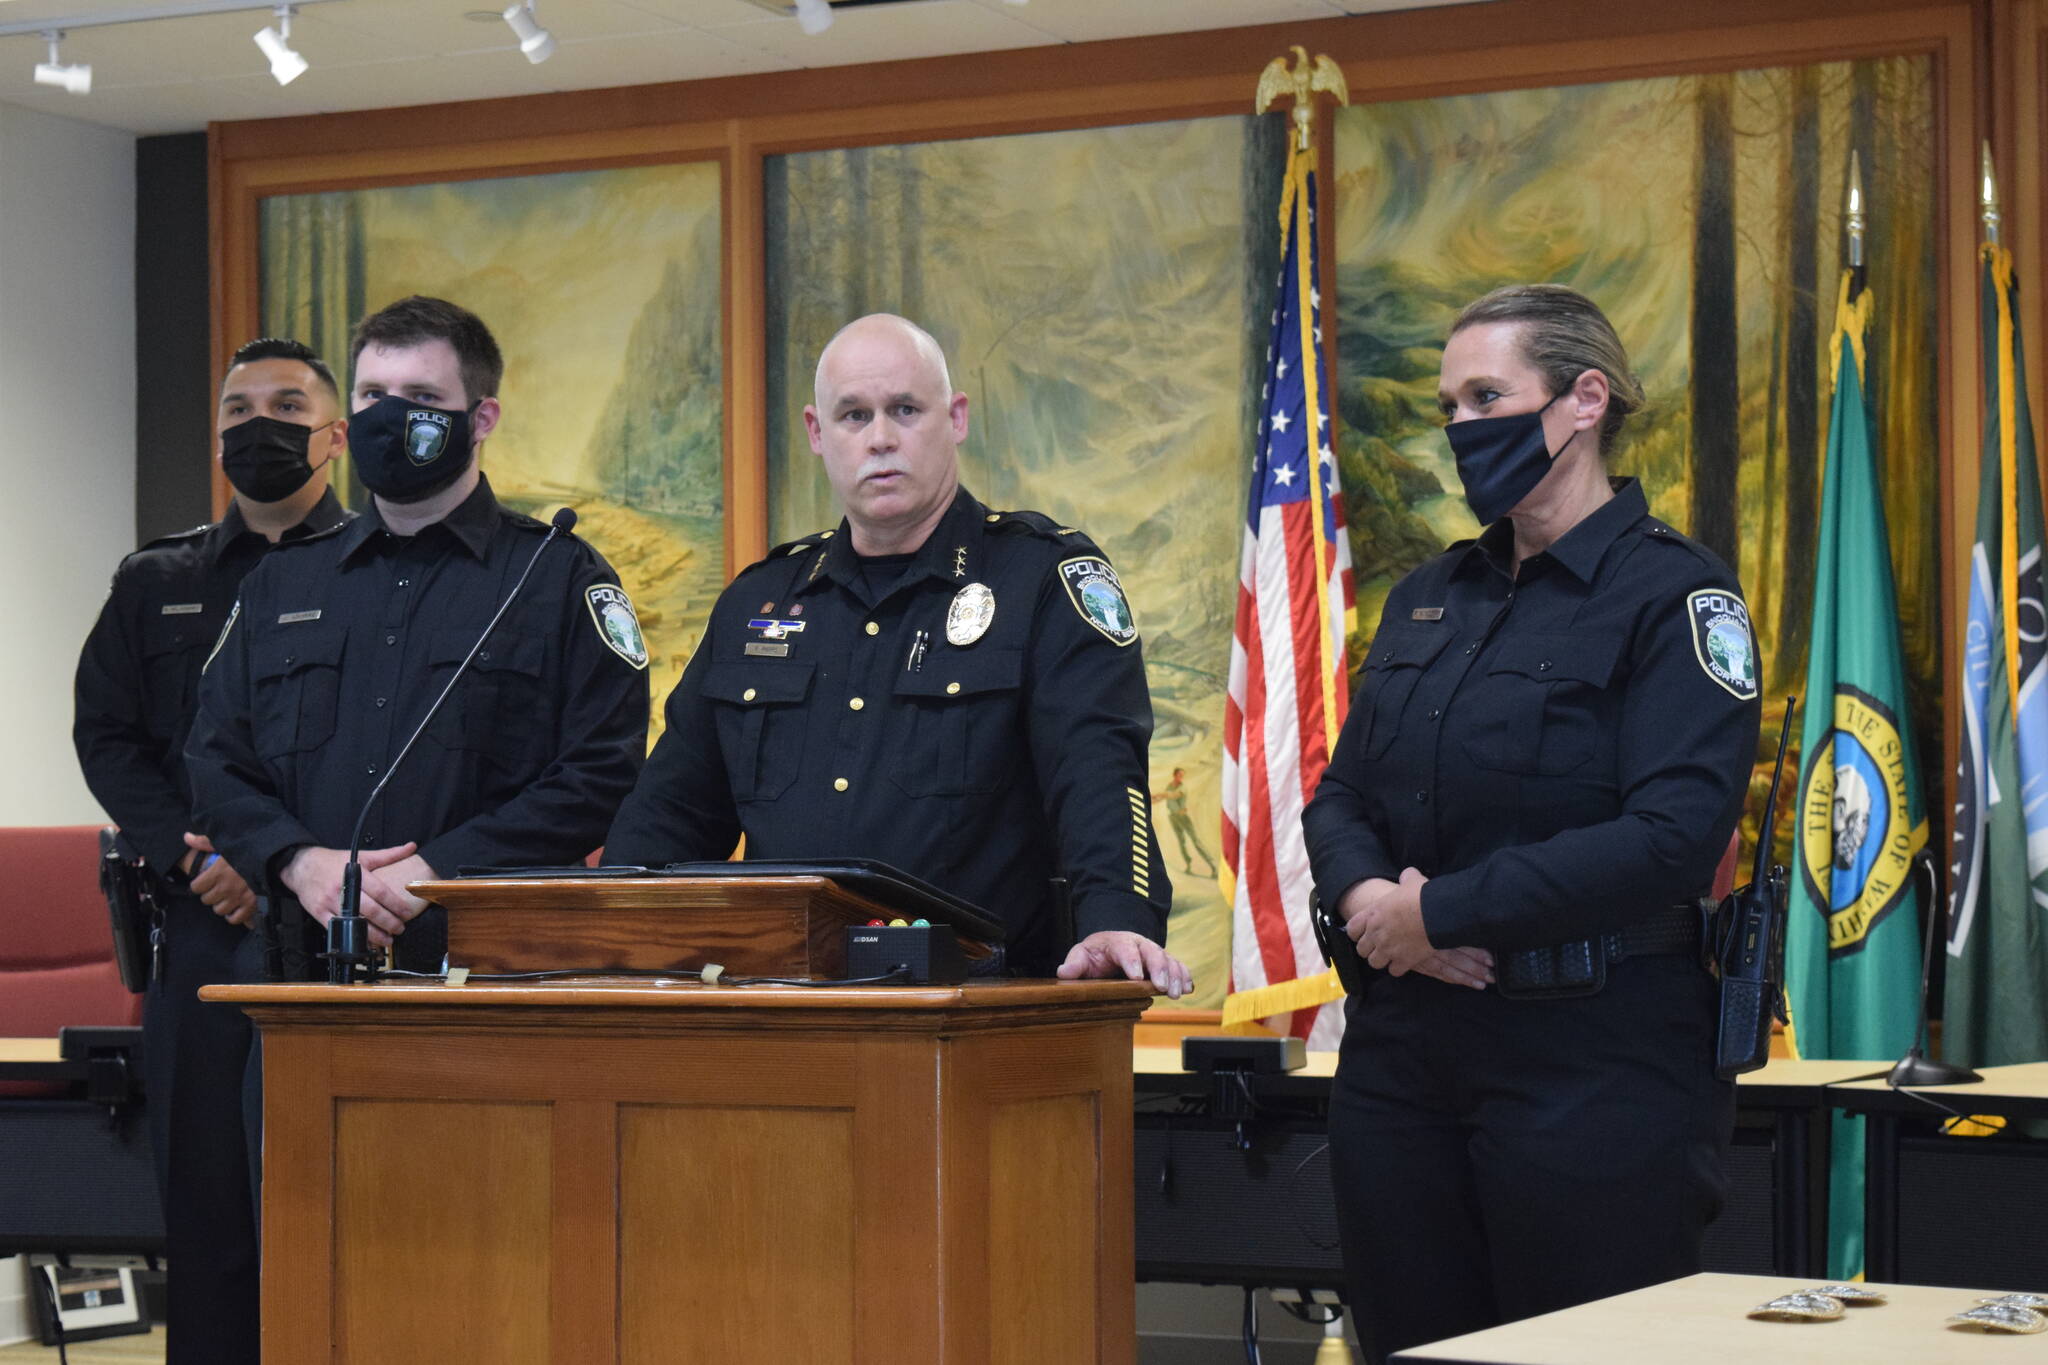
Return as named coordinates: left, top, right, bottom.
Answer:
left=1058, top=556, right=1137, bottom=646
left=404, top=409, right=453, bottom=465
left=1686, top=588, right=1757, bottom=699
left=585, top=585, right=648, bottom=670
left=946, top=583, right=994, bottom=646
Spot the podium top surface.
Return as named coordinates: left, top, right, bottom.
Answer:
left=203, top=977, right=1154, bottom=1016
left=1393, top=1272, right=2043, bottom=1364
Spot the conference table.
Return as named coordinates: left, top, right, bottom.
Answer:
left=1127, top=1044, right=1891, bottom=1285
left=1392, top=1271, right=2048, bottom=1363
left=1829, top=1061, right=2048, bottom=1285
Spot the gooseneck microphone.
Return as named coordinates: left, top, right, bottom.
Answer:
left=326, top=506, right=579, bottom=984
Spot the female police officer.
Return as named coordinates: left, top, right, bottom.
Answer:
left=1304, top=285, right=1762, bottom=1362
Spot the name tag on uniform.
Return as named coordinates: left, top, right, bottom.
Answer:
left=744, top=642, right=789, bottom=657
left=278, top=609, right=322, bottom=624
left=1411, top=607, right=1444, bottom=621
left=160, top=603, right=203, bottom=615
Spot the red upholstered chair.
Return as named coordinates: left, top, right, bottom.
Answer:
left=0, top=825, right=140, bottom=1043
left=0, top=824, right=163, bottom=1267
left=1712, top=830, right=1742, bottom=902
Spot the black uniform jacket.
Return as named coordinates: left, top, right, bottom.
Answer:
left=604, top=486, right=1170, bottom=974
left=74, top=491, right=352, bottom=879
left=185, top=475, right=649, bottom=917
left=1303, top=479, right=1762, bottom=953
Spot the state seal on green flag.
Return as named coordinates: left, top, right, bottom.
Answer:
left=1798, top=684, right=1921, bottom=956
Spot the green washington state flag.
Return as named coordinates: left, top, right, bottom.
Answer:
left=1786, top=272, right=1928, bottom=1280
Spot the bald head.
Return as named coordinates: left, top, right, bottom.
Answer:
left=802, top=312, right=970, bottom=556
left=813, top=314, right=954, bottom=411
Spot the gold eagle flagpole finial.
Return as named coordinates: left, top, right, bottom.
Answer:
left=1256, top=45, right=1349, bottom=151
left=1981, top=140, right=2002, bottom=246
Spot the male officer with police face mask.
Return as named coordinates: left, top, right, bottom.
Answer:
left=74, top=336, right=352, bottom=1365
left=185, top=296, right=648, bottom=979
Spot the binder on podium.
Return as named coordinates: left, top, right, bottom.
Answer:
left=430, top=859, right=1006, bottom=978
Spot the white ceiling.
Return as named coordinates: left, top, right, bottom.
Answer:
left=0, top=0, right=1474, bottom=135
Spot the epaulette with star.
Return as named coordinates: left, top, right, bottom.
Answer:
left=983, top=508, right=1086, bottom=542
left=765, top=526, right=839, bottom=559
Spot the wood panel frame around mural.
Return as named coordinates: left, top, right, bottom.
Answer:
left=211, top=0, right=1985, bottom=853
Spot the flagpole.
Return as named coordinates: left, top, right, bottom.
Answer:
left=1982, top=140, right=2001, bottom=247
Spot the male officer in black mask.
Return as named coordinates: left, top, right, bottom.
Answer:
left=186, top=296, right=648, bottom=977
left=74, top=336, right=352, bottom=1365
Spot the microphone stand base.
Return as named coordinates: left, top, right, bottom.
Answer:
left=322, top=913, right=379, bottom=986
left=1888, top=1048, right=1983, bottom=1088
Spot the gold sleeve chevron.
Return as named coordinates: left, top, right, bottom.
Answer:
left=1127, top=786, right=1152, bottom=898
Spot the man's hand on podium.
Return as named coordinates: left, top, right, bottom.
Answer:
left=280, top=842, right=429, bottom=948
left=1056, top=930, right=1192, bottom=999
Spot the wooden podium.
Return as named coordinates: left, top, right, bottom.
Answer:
left=205, top=974, right=1150, bottom=1364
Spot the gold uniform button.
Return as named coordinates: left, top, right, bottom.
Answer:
left=833, top=778, right=849, bottom=792
left=985, top=513, right=1000, bottom=522
left=742, top=688, right=757, bottom=701
left=849, top=697, right=865, bottom=711
left=864, top=621, right=879, bottom=636
left=945, top=682, right=961, bottom=695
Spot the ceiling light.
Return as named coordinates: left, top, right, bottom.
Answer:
left=793, top=0, right=833, bottom=35
left=33, top=31, right=91, bottom=94
left=253, top=5, right=307, bottom=86
left=501, top=1, right=555, bottom=64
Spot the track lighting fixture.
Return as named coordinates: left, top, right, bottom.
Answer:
left=501, top=2, right=555, bottom=64
left=32, top=31, right=91, bottom=94
left=253, top=5, right=307, bottom=86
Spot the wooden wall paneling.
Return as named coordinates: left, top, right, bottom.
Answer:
left=1941, top=1, right=1989, bottom=833
left=727, top=123, right=769, bottom=573
left=2009, top=0, right=2048, bottom=418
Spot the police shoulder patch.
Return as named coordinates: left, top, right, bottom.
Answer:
left=585, top=584, right=648, bottom=670
left=1058, top=555, right=1138, bottom=647
left=1687, top=587, right=1757, bottom=699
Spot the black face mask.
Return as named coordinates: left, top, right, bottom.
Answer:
left=347, top=394, right=477, bottom=503
left=1445, top=388, right=1578, bottom=525
left=220, top=414, right=332, bottom=503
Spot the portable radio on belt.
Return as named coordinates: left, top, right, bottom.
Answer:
left=1712, top=696, right=1797, bottom=1080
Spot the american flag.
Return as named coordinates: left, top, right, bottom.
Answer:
left=1220, top=144, right=1355, bottom=1042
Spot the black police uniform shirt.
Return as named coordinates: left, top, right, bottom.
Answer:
left=1303, top=478, right=1762, bottom=952
left=603, top=485, right=1171, bottom=974
left=185, top=474, right=650, bottom=965
left=75, top=491, right=352, bottom=879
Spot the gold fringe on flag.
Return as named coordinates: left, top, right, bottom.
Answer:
left=1221, top=967, right=1347, bottom=1028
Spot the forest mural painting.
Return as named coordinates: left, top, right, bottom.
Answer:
left=765, top=117, right=1288, bottom=1006
left=259, top=162, right=725, bottom=741
left=244, top=54, right=1941, bottom=997
left=1331, top=56, right=1941, bottom=857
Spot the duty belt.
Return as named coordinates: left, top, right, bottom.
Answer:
left=1494, top=902, right=1706, bottom=1000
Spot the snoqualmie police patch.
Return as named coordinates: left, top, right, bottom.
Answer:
left=585, top=584, right=648, bottom=670
left=1687, top=588, right=1758, bottom=700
